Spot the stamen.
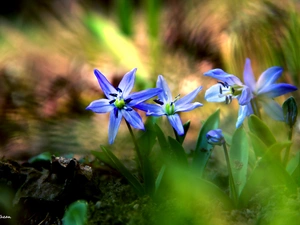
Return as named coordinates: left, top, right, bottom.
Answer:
left=154, top=99, right=164, bottom=105
left=116, top=87, right=122, bottom=93
left=125, top=107, right=133, bottom=111
left=174, top=94, right=180, bottom=102
left=219, top=86, right=222, bottom=94
left=225, top=96, right=232, bottom=104
left=231, top=87, right=235, bottom=94
left=125, top=98, right=132, bottom=104
left=225, top=96, right=229, bottom=104
left=109, top=99, right=116, bottom=104
left=109, top=93, right=118, bottom=97
left=114, top=108, right=118, bottom=118
left=218, top=81, right=226, bottom=87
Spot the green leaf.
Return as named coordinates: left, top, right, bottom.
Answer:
left=264, top=142, right=292, bottom=163
left=28, top=152, right=52, bottom=163
left=287, top=152, right=300, bottom=175
left=137, top=121, right=156, bottom=157
left=91, top=150, right=116, bottom=168
left=239, top=143, right=297, bottom=207
left=155, top=165, right=166, bottom=193
left=248, top=115, right=276, bottom=147
left=174, top=120, right=191, bottom=144
left=248, top=132, right=268, bottom=158
left=154, top=123, right=171, bottom=156
left=168, top=137, right=188, bottom=168
left=62, top=200, right=88, bottom=225
left=229, top=127, right=249, bottom=197
left=100, top=146, right=145, bottom=196
left=290, top=153, right=300, bottom=186
left=192, top=109, right=220, bottom=175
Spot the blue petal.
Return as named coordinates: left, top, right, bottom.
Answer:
left=118, top=68, right=137, bottom=97
left=259, top=98, right=284, bottom=121
left=176, top=86, right=202, bottom=106
left=108, top=109, right=123, bottom=144
left=167, top=114, right=184, bottom=135
left=205, top=84, right=226, bottom=102
left=238, top=86, right=252, bottom=105
left=94, top=69, right=116, bottom=99
left=135, top=103, right=165, bottom=116
left=258, top=83, right=298, bottom=98
left=86, top=99, right=114, bottom=113
left=122, top=109, right=145, bottom=130
left=157, top=75, right=172, bottom=102
left=236, top=103, right=253, bottom=128
left=127, top=88, right=162, bottom=106
left=256, top=66, right=283, bottom=92
left=204, top=69, right=243, bottom=86
left=243, top=58, right=256, bottom=92
left=175, top=102, right=203, bottom=113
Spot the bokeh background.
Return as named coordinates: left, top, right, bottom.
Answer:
left=0, top=0, right=299, bottom=161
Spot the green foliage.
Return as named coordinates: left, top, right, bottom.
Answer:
left=229, top=127, right=249, bottom=197
left=115, top=0, right=133, bottom=37
left=62, top=200, right=88, bottom=225
left=100, top=146, right=145, bottom=196
left=248, top=115, right=276, bottom=147
left=28, top=152, right=51, bottom=163
left=239, top=142, right=297, bottom=207
left=174, top=120, right=191, bottom=145
left=83, top=13, right=151, bottom=88
left=287, top=152, right=300, bottom=186
left=168, top=137, right=188, bottom=168
left=248, top=132, right=268, bottom=158
left=192, top=109, right=220, bottom=176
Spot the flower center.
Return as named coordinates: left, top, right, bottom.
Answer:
left=114, top=98, right=125, bottom=109
left=109, top=88, right=132, bottom=110
left=165, top=102, right=175, bottom=115
left=218, top=82, right=243, bottom=104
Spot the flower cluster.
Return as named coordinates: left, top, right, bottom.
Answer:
left=87, top=58, right=297, bottom=144
left=86, top=69, right=202, bottom=144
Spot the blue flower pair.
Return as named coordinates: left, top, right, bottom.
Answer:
left=86, top=69, right=203, bottom=144
left=204, top=58, right=297, bottom=127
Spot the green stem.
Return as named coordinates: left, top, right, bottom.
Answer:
left=283, top=126, right=293, bottom=167
left=250, top=98, right=261, bottom=119
left=125, top=120, right=143, bottom=171
left=222, top=143, right=238, bottom=206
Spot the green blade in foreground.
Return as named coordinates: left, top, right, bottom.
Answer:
left=192, top=109, right=220, bottom=176
left=248, top=115, right=276, bottom=147
left=100, top=146, right=145, bottom=196
left=229, top=127, right=249, bottom=197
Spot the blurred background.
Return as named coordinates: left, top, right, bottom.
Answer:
left=0, top=0, right=299, bottom=161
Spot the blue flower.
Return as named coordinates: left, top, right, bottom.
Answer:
left=204, top=58, right=298, bottom=128
left=86, top=68, right=162, bottom=144
left=136, top=75, right=202, bottom=135
left=204, top=69, right=252, bottom=106
left=243, top=58, right=298, bottom=121
left=206, top=129, right=225, bottom=146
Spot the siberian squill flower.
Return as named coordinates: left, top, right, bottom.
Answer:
left=86, top=68, right=162, bottom=144
left=243, top=58, right=297, bottom=122
left=206, top=129, right=225, bottom=146
left=136, top=75, right=202, bottom=135
left=204, top=68, right=253, bottom=127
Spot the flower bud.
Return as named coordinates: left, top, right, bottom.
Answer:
left=282, top=97, right=298, bottom=128
left=206, top=129, right=225, bottom=145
